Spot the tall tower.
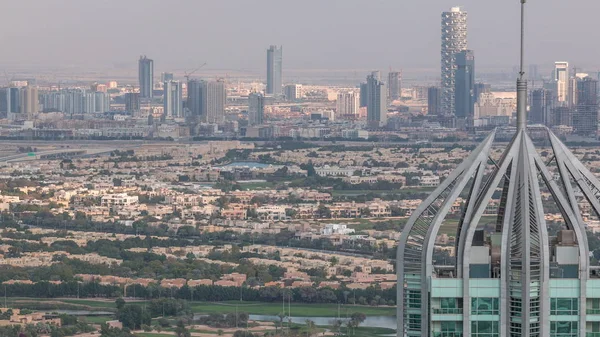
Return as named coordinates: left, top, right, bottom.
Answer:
left=248, top=92, right=265, bottom=126
left=203, top=80, right=226, bottom=124
left=366, top=71, right=387, bottom=127
left=266, top=45, right=283, bottom=96
left=398, top=2, right=598, bottom=336
left=163, top=81, right=183, bottom=118
left=187, top=79, right=204, bottom=119
left=554, top=61, right=569, bottom=105
left=441, top=6, right=467, bottom=116
left=388, top=71, right=401, bottom=101
left=138, top=56, right=154, bottom=98
left=573, top=76, right=599, bottom=135
left=336, top=91, right=359, bottom=119
left=454, top=50, right=475, bottom=119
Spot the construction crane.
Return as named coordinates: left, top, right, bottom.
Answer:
left=184, top=63, right=207, bottom=82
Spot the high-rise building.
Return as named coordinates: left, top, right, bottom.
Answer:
left=6, top=87, right=20, bottom=115
left=163, top=81, right=183, bottom=118
left=441, top=6, right=468, bottom=116
left=138, top=55, right=154, bottom=98
left=388, top=71, right=401, bottom=101
left=366, top=71, right=387, bottom=127
left=124, top=93, right=140, bottom=113
left=427, top=86, right=442, bottom=115
left=284, top=84, right=302, bottom=101
left=336, top=91, right=359, bottom=119
left=573, top=76, right=598, bottom=136
left=359, top=83, right=368, bottom=108
left=19, top=86, right=38, bottom=118
left=398, top=3, right=600, bottom=337
left=530, top=88, right=553, bottom=125
left=161, top=72, right=174, bottom=83
left=266, top=45, right=283, bottom=96
left=554, top=61, right=569, bottom=105
left=454, top=50, right=475, bottom=119
left=84, top=92, right=110, bottom=113
left=203, top=80, right=226, bottom=124
left=187, top=80, right=204, bottom=119
left=248, top=92, right=264, bottom=126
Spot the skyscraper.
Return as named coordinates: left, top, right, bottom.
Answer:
left=284, top=84, right=302, bottom=101
left=187, top=80, right=204, bottom=119
left=266, top=45, right=283, bottom=96
left=19, top=86, right=38, bottom=119
left=248, top=92, right=264, bottom=126
left=427, top=86, right=441, bottom=115
left=454, top=50, right=475, bottom=119
left=359, top=83, right=368, bottom=108
left=366, top=71, right=387, bottom=127
left=138, top=56, right=154, bottom=98
left=573, top=76, right=598, bottom=135
left=555, top=61, right=569, bottom=105
left=530, top=88, right=553, bottom=125
left=336, top=91, right=359, bottom=119
left=473, top=83, right=491, bottom=103
left=388, top=71, right=401, bottom=101
left=163, top=81, right=183, bottom=118
left=441, top=6, right=468, bottom=116
left=203, top=80, right=226, bottom=124
left=398, top=2, right=599, bottom=336
left=6, top=87, right=20, bottom=115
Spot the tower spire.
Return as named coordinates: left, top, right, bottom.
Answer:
left=516, top=0, right=527, bottom=130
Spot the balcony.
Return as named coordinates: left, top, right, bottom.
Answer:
left=432, top=308, right=463, bottom=315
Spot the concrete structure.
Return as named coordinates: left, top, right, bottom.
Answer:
left=398, top=3, right=598, bottom=336
left=441, top=6, right=468, bottom=116
left=454, top=50, right=475, bottom=120
left=138, top=55, right=154, bottom=98
left=19, top=86, right=38, bottom=119
left=248, top=92, right=264, bottom=126
left=336, top=91, right=359, bottom=119
left=266, top=45, right=283, bottom=96
left=163, top=81, right=183, bottom=118
left=203, top=80, right=226, bottom=124
left=366, top=71, right=387, bottom=127
left=124, top=92, right=140, bottom=113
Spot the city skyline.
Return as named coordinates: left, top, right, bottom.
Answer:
left=0, top=1, right=599, bottom=73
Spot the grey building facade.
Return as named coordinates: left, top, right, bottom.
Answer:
left=138, top=56, right=154, bottom=98
left=266, top=45, right=283, bottom=96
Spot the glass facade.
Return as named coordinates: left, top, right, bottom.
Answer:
left=550, top=321, right=577, bottom=337
left=551, top=298, right=579, bottom=316
left=471, top=320, right=499, bottom=337
left=434, top=321, right=463, bottom=337
left=471, top=298, right=499, bottom=315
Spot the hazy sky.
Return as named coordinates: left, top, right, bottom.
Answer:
left=1, top=0, right=599, bottom=74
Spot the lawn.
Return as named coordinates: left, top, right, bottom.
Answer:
left=190, top=302, right=395, bottom=317
left=80, top=315, right=114, bottom=324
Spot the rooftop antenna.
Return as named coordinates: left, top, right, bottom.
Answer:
left=516, top=0, right=527, bottom=131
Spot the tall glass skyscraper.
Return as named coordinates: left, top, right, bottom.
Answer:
left=454, top=50, right=475, bottom=119
left=366, top=71, right=387, bottom=127
left=138, top=55, right=154, bottom=98
left=398, top=2, right=599, bottom=336
left=248, top=92, right=264, bottom=126
left=163, top=81, right=183, bottom=118
left=266, top=45, right=283, bottom=96
left=441, top=7, right=467, bottom=116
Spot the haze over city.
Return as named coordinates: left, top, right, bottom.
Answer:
left=0, top=1, right=600, bottom=337
left=1, top=0, right=599, bottom=75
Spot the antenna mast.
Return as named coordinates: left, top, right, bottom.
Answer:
left=516, top=0, right=528, bottom=131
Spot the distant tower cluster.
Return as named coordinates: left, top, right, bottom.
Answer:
left=441, top=7, right=467, bottom=116
left=138, top=56, right=154, bottom=98
left=266, top=46, right=283, bottom=97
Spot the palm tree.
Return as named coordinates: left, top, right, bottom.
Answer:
left=305, top=319, right=316, bottom=337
